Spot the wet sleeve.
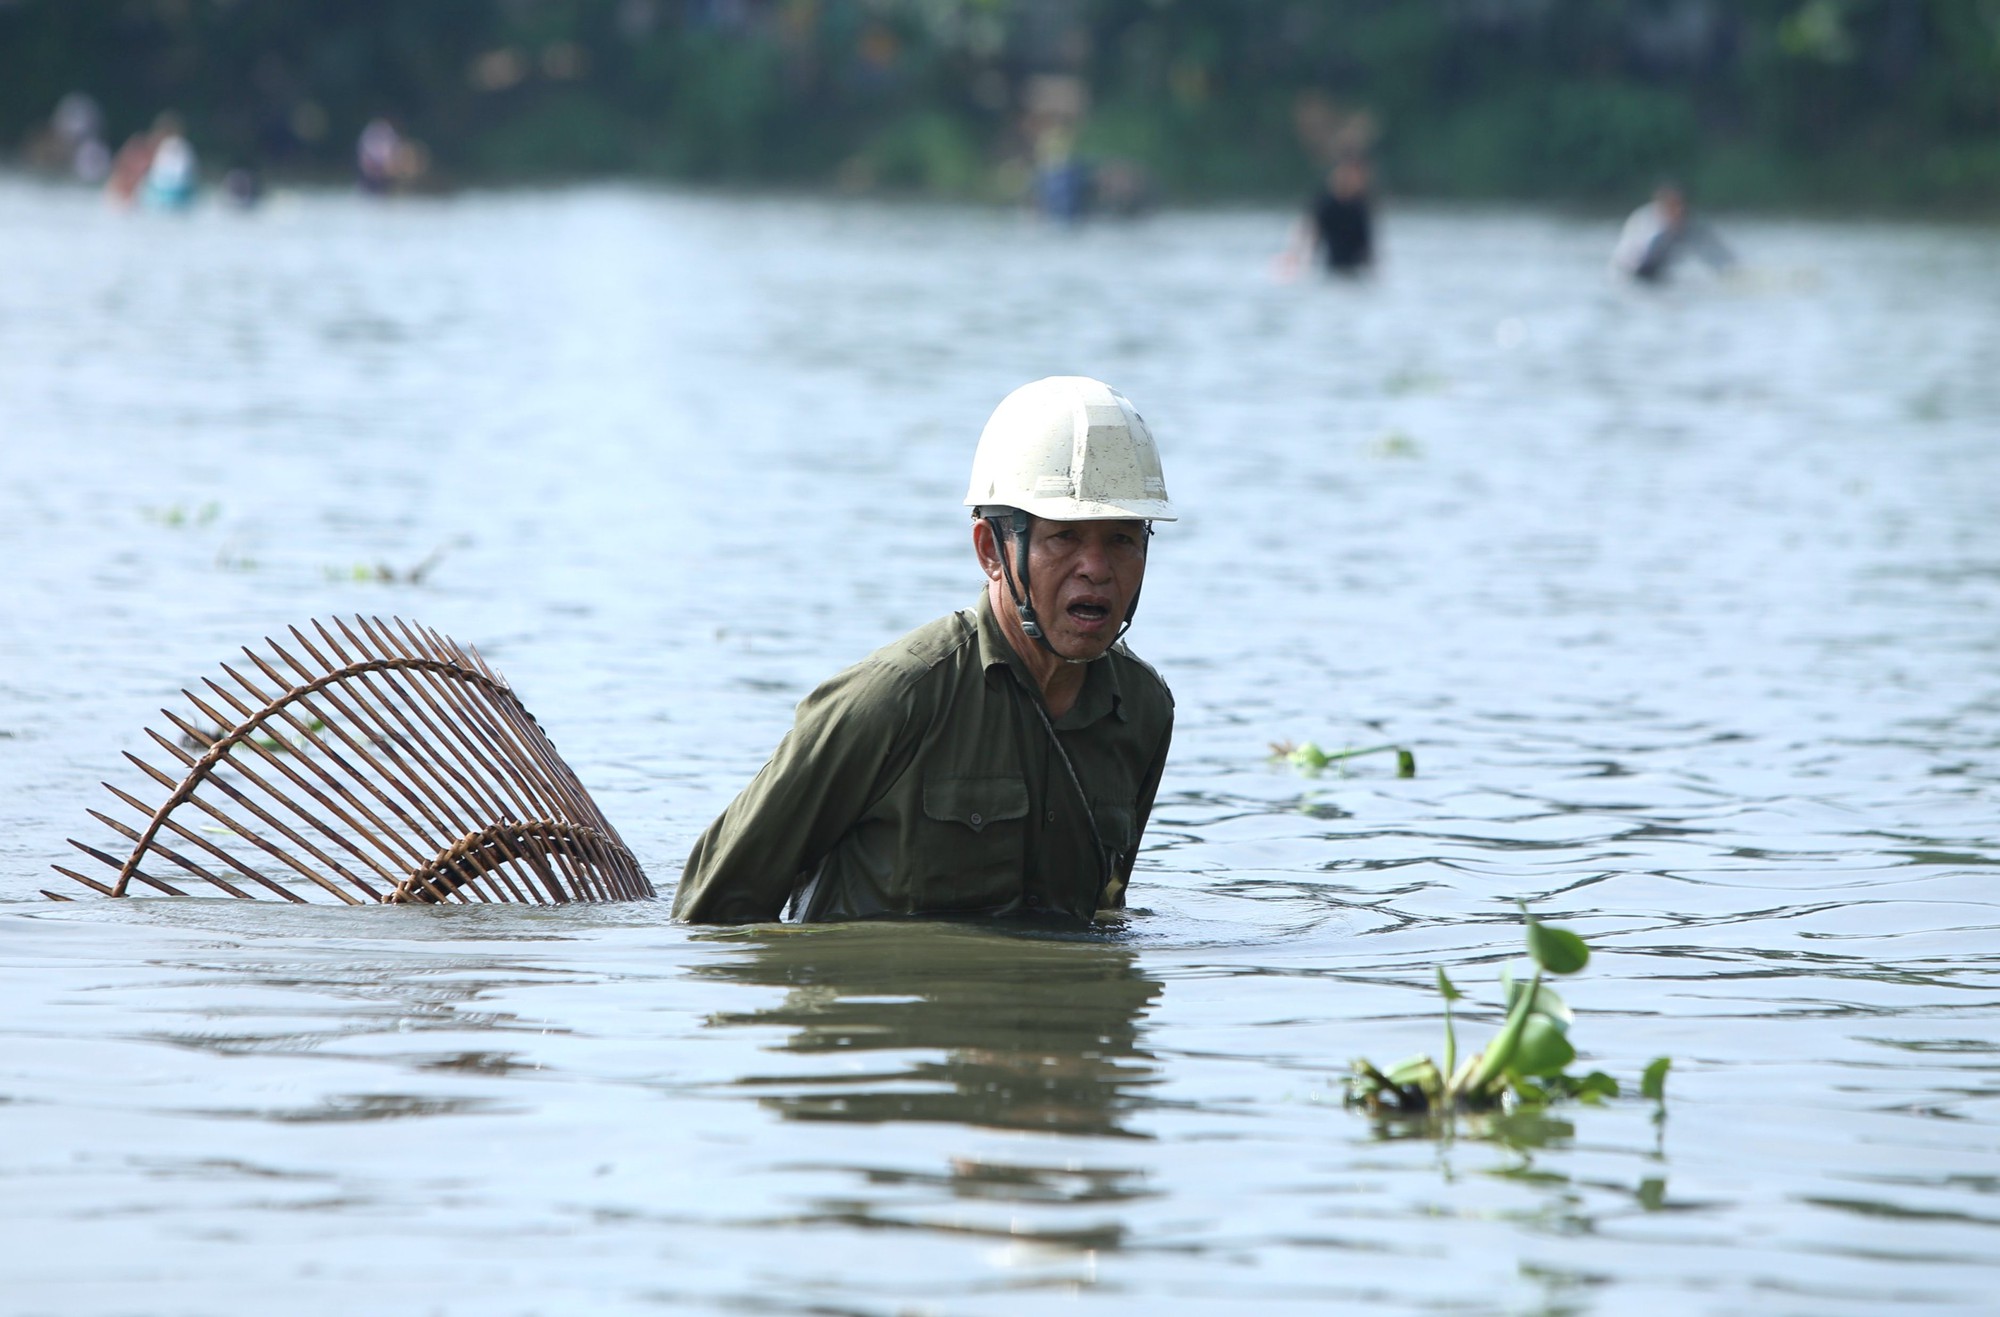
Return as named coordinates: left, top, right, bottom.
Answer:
left=671, top=662, right=914, bottom=923
left=1102, top=709, right=1172, bottom=913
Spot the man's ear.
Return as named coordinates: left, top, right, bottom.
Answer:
left=972, top=519, right=1003, bottom=581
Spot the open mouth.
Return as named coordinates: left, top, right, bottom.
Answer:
left=1067, top=600, right=1112, bottom=627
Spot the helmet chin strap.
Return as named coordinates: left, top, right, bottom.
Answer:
left=985, top=510, right=1148, bottom=666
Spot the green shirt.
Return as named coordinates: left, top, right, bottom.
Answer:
left=672, top=591, right=1173, bottom=924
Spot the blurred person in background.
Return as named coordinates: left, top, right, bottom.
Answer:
left=1278, top=156, right=1375, bottom=279
left=141, top=119, right=198, bottom=210
left=1023, top=73, right=1092, bottom=223
left=107, top=112, right=196, bottom=209
left=1032, top=126, right=1091, bottom=223
left=106, top=117, right=162, bottom=206
left=1612, top=182, right=1733, bottom=283
left=25, top=93, right=110, bottom=183
left=221, top=162, right=263, bottom=209
left=357, top=116, right=429, bottom=195
left=673, top=377, right=1177, bottom=926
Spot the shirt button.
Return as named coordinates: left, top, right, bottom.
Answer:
left=969, top=812, right=982, bottom=826
left=1046, top=809, right=1056, bottom=823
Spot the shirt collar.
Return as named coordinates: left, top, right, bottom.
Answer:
left=973, top=590, right=1125, bottom=728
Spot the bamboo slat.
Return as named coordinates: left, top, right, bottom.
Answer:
left=51, top=617, right=653, bottom=904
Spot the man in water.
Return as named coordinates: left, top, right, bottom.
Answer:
left=672, top=377, right=1176, bottom=925
left=1281, top=156, right=1375, bottom=278
left=1612, top=183, right=1734, bottom=283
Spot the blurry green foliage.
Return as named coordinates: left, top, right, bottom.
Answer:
left=1, top=0, right=1995, bottom=207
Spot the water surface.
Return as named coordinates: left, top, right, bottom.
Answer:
left=2, top=178, right=1998, bottom=1313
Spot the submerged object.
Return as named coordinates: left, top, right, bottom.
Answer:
left=48, top=617, right=652, bottom=905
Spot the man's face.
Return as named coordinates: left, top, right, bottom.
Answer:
left=1023, top=517, right=1149, bottom=660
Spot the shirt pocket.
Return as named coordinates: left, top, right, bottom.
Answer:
left=917, top=774, right=1030, bottom=911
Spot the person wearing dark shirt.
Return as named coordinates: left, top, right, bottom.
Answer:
left=1312, top=158, right=1374, bottom=273
left=672, top=377, right=1177, bottom=926
left=1278, top=157, right=1375, bottom=280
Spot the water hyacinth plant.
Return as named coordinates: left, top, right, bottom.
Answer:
left=1347, top=904, right=1670, bottom=1117
left=1270, top=740, right=1416, bottom=777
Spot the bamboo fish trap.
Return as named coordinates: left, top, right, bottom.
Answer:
left=47, top=616, right=652, bottom=905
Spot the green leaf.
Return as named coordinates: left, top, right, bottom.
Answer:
left=1463, top=966, right=1547, bottom=1098
left=1435, top=966, right=1463, bottom=1002
left=1640, top=1056, right=1672, bottom=1102
left=1525, top=920, right=1590, bottom=975
left=1573, top=1070, right=1619, bottom=1102
left=1395, top=748, right=1416, bottom=778
left=1510, top=1076, right=1550, bottom=1107
left=1504, top=977, right=1572, bottom=1030
left=1384, top=1054, right=1438, bottom=1088
left=1510, top=1014, right=1576, bottom=1077
left=1392, top=1048, right=1440, bottom=1088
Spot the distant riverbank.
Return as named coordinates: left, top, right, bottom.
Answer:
left=6, top=4, right=1998, bottom=219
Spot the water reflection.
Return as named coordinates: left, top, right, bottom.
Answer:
left=694, top=921, right=1162, bottom=1138
left=1366, top=1106, right=1580, bottom=1153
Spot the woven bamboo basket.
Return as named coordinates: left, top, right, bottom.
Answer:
left=47, top=616, right=652, bottom=905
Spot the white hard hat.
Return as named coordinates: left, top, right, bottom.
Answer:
left=963, top=376, right=1176, bottom=522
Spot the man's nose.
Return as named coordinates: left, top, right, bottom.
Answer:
left=1073, top=539, right=1113, bottom=580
